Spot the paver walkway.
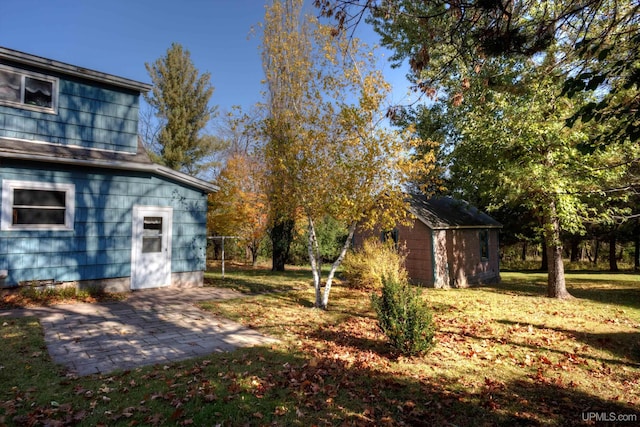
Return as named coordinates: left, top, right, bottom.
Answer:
left=0, top=287, right=278, bottom=376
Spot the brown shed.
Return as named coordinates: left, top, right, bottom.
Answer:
left=357, top=194, right=502, bottom=288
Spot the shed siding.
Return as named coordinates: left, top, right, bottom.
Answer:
left=447, top=228, right=500, bottom=287
left=0, top=162, right=207, bottom=286
left=432, top=229, right=450, bottom=288
left=397, top=221, right=433, bottom=286
left=0, top=73, right=139, bottom=153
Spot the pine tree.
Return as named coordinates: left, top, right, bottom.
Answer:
left=145, top=43, right=220, bottom=176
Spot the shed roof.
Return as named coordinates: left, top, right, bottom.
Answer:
left=409, top=193, right=502, bottom=230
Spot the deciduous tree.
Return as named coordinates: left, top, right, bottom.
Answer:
left=208, top=153, right=268, bottom=266
left=261, top=0, right=307, bottom=272
left=317, top=0, right=640, bottom=299
left=261, top=0, right=434, bottom=309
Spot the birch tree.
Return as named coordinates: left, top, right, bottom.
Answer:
left=261, top=0, right=433, bottom=309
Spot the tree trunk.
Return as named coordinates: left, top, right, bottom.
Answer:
left=569, top=237, right=581, bottom=263
left=634, top=218, right=640, bottom=272
left=307, top=220, right=357, bottom=310
left=320, top=222, right=357, bottom=310
left=307, top=218, right=323, bottom=308
left=544, top=201, right=572, bottom=299
left=593, top=238, right=600, bottom=265
left=271, top=218, right=294, bottom=271
left=609, top=234, right=619, bottom=272
left=250, top=243, right=259, bottom=268
left=540, top=236, right=548, bottom=271
left=521, top=241, right=527, bottom=261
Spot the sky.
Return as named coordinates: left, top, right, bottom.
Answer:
left=0, top=0, right=412, bottom=115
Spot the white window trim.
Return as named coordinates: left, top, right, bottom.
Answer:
left=1, top=180, right=75, bottom=231
left=0, top=64, right=58, bottom=114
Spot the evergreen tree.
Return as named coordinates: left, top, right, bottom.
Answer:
left=145, top=43, right=221, bottom=176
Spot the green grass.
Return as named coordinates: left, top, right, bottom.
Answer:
left=1, top=268, right=639, bottom=426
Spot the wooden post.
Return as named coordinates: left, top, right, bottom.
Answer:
left=207, top=236, right=239, bottom=280
left=221, top=236, right=226, bottom=279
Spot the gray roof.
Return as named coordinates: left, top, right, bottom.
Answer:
left=0, top=138, right=218, bottom=193
left=409, top=194, right=502, bottom=229
left=0, top=46, right=152, bottom=93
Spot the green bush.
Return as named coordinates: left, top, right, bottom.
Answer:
left=371, top=275, right=436, bottom=357
left=18, top=285, right=91, bottom=303
left=342, top=238, right=408, bottom=290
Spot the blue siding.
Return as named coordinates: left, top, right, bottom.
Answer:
left=0, top=163, right=208, bottom=286
left=0, top=75, right=139, bottom=153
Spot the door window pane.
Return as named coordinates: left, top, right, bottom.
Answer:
left=142, top=217, right=163, bottom=253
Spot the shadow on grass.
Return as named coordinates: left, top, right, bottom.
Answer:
left=259, top=289, right=316, bottom=308
left=496, top=319, right=640, bottom=366
left=3, top=318, right=639, bottom=426
left=204, top=265, right=313, bottom=295
left=481, top=274, right=640, bottom=310
left=148, top=346, right=640, bottom=427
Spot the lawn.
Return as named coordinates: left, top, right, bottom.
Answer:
left=1, top=268, right=639, bottom=426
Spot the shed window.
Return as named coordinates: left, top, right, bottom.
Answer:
left=381, top=228, right=399, bottom=249
left=479, top=229, right=489, bottom=260
left=0, top=65, right=57, bottom=113
left=1, top=180, right=74, bottom=230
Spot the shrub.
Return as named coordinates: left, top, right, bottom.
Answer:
left=371, top=275, right=436, bottom=357
left=19, top=285, right=82, bottom=303
left=342, top=238, right=408, bottom=290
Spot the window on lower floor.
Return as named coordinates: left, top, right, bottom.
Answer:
left=0, top=65, right=57, bottom=113
left=1, top=180, right=75, bottom=230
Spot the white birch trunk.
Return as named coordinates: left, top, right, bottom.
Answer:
left=320, top=221, right=358, bottom=309
left=307, top=217, right=323, bottom=307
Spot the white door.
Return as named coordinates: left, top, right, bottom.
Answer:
left=131, top=206, right=172, bottom=290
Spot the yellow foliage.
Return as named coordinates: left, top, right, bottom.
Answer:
left=208, top=154, right=268, bottom=247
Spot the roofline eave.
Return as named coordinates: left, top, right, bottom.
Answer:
left=409, top=207, right=503, bottom=230
left=0, top=46, right=152, bottom=93
left=0, top=151, right=218, bottom=193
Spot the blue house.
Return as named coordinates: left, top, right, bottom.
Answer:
left=0, top=47, right=217, bottom=291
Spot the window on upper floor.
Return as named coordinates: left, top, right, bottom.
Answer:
left=0, top=65, right=58, bottom=113
left=1, top=180, right=75, bottom=231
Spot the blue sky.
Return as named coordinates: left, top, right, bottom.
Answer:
left=0, top=0, right=411, bottom=114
